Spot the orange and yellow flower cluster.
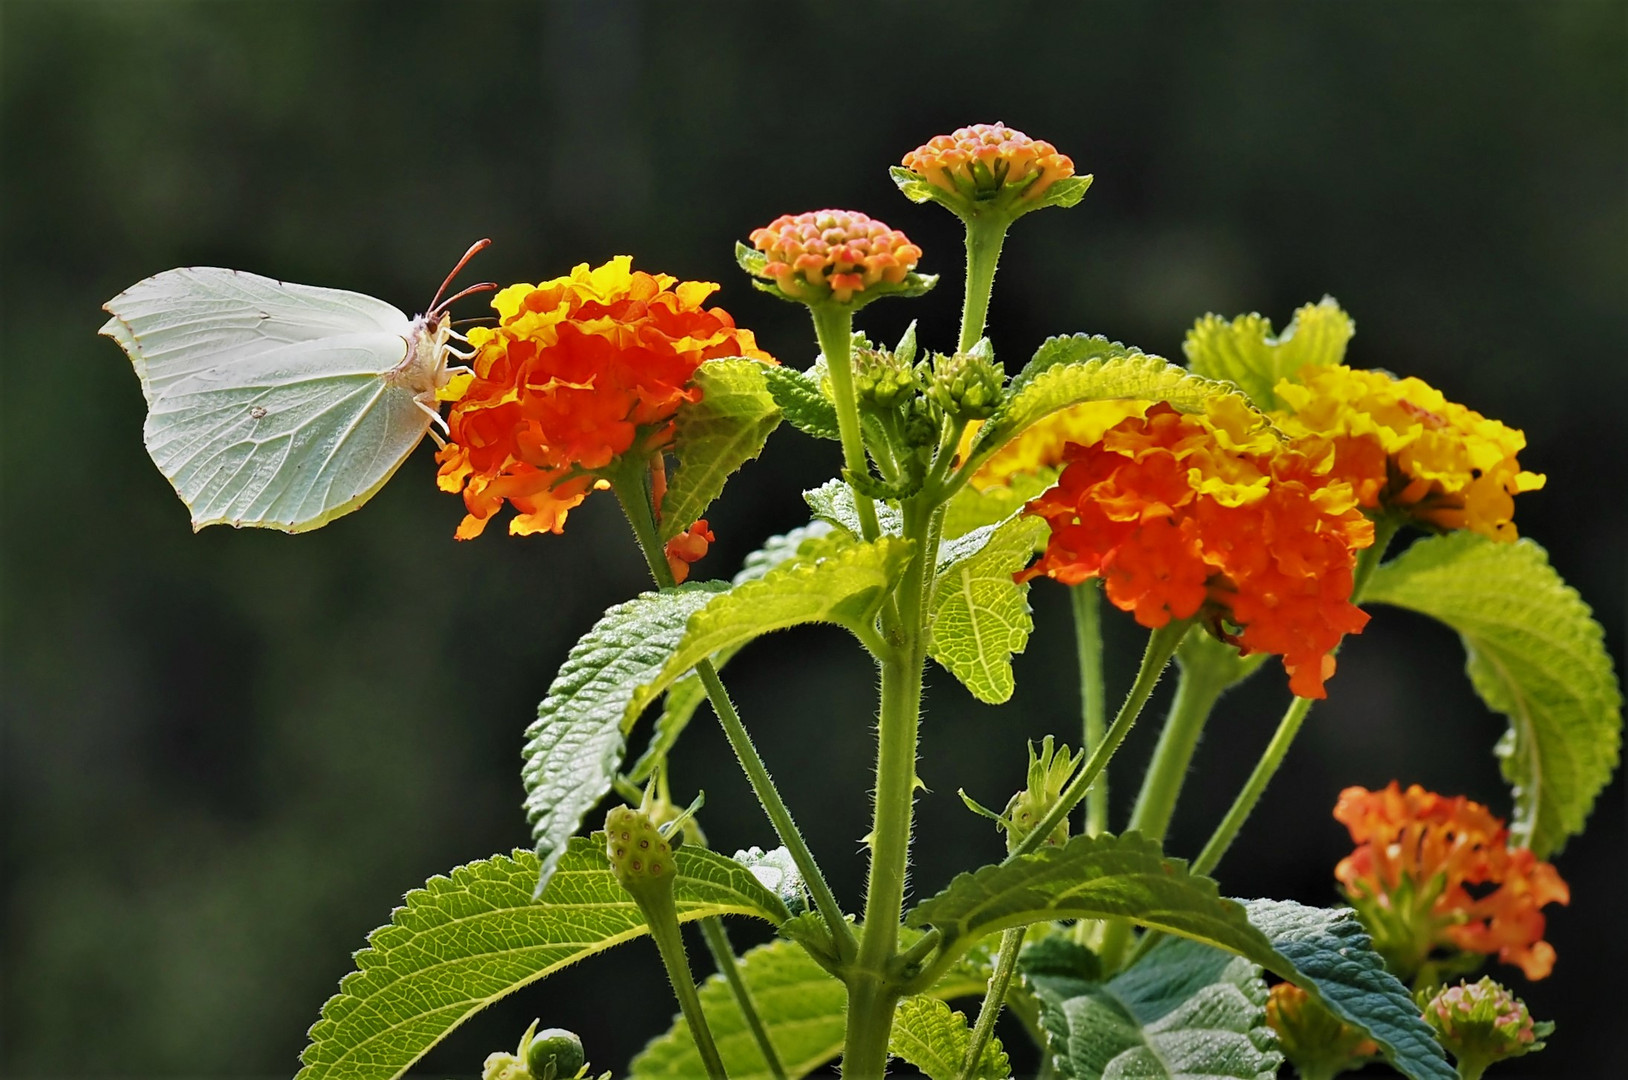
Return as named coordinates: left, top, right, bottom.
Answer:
left=1274, top=366, right=1545, bottom=542
left=1018, top=400, right=1373, bottom=698
left=436, top=256, right=771, bottom=539
left=748, top=210, right=922, bottom=304
left=901, top=122, right=1075, bottom=204
left=1334, top=782, right=1569, bottom=980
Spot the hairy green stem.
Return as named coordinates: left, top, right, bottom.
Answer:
left=1069, top=582, right=1108, bottom=836
left=1006, top=621, right=1189, bottom=862
left=810, top=303, right=881, bottom=542
left=700, top=918, right=787, bottom=1080
left=612, top=473, right=856, bottom=958
left=1191, top=515, right=1405, bottom=878
left=958, top=926, right=1024, bottom=1080
left=641, top=894, right=728, bottom=1079
left=957, top=216, right=1010, bottom=353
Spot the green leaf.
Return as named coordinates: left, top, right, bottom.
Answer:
left=907, top=834, right=1453, bottom=1080
left=1363, top=532, right=1622, bottom=856
left=1029, top=174, right=1094, bottom=212
left=761, top=363, right=841, bottom=442
left=624, top=532, right=913, bottom=723
left=1243, top=900, right=1452, bottom=1080
left=524, top=583, right=730, bottom=887
left=631, top=937, right=992, bottom=1080
left=927, top=515, right=1048, bottom=704
left=804, top=478, right=904, bottom=537
left=297, top=841, right=788, bottom=1080
left=890, top=996, right=1011, bottom=1080
left=941, top=467, right=1058, bottom=540
left=1182, top=297, right=1354, bottom=411
left=967, top=337, right=1250, bottom=476
left=661, top=359, right=782, bottom=539
left=1026, top=936, right=1279, bottom=1080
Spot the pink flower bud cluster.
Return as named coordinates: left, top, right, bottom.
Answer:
left=902, top=122, right=1074, bottom=202
left=749, top=209, right=922, bottom=303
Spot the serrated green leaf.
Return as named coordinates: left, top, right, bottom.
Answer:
left=660, top=359, right=782, bottom=540
left=1030, top=174, right=1094, bottom=212
left=967, top=338, right=1249, bottom=477
left=803, top=478, right=904, bottom=536
left=927, top=515, right=1048, bottom=704
left=941, top=467, right=1058, bottom=540
left=1026, top=936, right=1279, bottom=1080
left=1182, top=297, right=1354, bottom=411
left=631, top=937, right=992, bottom=1080
left=524, top=583, right=730, bottom=886
left=907, top=834, right=1453, bottom=1080
left=890, top=996, right=1011, bottom=1080
left=761, top=363, right=841, bottom=442
left=624, top=532, right=913, bottom=724
left=1243, top=900, right=1452, bottom=1080
left=297, top=841, right=788, bottom=1080
left=1363, top=532, right=1622, bottom=856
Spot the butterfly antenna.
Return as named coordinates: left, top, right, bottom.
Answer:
left=428, top=238, right=493, bottom=315
left=435, top=281, right=499, bottom=314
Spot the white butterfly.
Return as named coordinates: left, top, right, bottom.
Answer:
left=101, top=240, right=493, bottom=533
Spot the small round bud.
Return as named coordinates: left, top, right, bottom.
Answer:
left=853, top=343, right=920, bottom=411
left=605, top=804, right=677, bottom=899
left=1419, top=978, right=1551, bottom=1076
left=745, top=209, right=926, bottom=306
left=526, top=1027, right=587, bottom=1080
left=927, top=345, right=1006, bottom=422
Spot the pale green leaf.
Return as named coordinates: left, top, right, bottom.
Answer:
left=624, top=532, right=913, bottom=724
left=1027, top=936, right=1279, bottom=1080
left=1182, top=297, right=1354, bottom=411
left=661, top=359, right=782, bottom=539
left=927, top=516, right=1048, bottom=704
left=907, top=834, right=1453, bottom=1080
left=1364, top=532, right=1622, bottom=855
left=630, top=937, right=991, bottom=1080
left=761, top=363, right=841, bottom=442
left=967, top=338, right=1250, bottom=477
left=941, top=467, right=1058, bottom=541
left=890, top=996, right=1011, bottom=1080
left=297, top=841, right=788, bottom=1080
left=804, top=478, right=904, bottom=537
left=524, top=583, right=729, bottom=886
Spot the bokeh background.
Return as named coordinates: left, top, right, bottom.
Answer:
left=3, top=2, right=1623, bottom=1077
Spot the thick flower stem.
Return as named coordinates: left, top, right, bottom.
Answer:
left=611, top=473, right=856, bottom=959
left=958, top=215, right=1010, bottom=354
left=810, top=303, right=882, bottom=542
left=958, top=926, right=1024, bottom=1080
left=1191, top=515, right=1405, bottom=878
left=639, top=892, right=729, bottom=1079
left=1006, top=621, right=1189, bottom=862
left=1069, top=582, right=1109, bottom=836
left=700, top=918, right=788, bottom=1080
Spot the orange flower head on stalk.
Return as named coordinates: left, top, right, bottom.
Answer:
left=745, top=209, right=924, bottom=305
left=435, top=256, right=772, bottom=539
left=1334, top=782, right=1570, bottom=981
left=895, top=122, right=1090, bottom=221
left=1275, top=366, right=1545, bottom=542
left=1018, top=400, right=1374, bottom=698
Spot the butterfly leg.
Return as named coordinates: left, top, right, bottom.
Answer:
left=414, top=395, right=451, bottom=445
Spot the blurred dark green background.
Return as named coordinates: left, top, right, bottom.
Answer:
left=3, top=2, right=1622, bottom=1077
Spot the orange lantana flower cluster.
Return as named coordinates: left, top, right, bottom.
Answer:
left=436, top=256, right=771, bottom=539
left=1274, top=366, right=1545, bottom=542
left=1018, top=401, right=1373, bottom=698
left=1334, top=782, right=1570, bottom=980
left=901, top=121, right=1075, bottom=204
left=748, top=210, right=922, bottom=304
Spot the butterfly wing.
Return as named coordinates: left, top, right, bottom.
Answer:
left=100, top=266, right=411, bottom=405
left=102, top=267, right=437, bottom=533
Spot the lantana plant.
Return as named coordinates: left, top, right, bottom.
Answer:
left=108, top=123, right=1620, bottom=1080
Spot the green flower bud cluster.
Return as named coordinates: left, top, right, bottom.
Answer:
left=1002, top=735, right=1077, bottom=852
left=482, top=1021, right=590, bottom=1080
left=1419, top=978, right=1551, bottom=1080
left=605, top=803, right=677, bottom=902
left=925, top=338, right=1006, bottom=422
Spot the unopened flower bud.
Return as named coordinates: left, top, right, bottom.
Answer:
left=742, top=209, right=932, bottom=308
left=927, top=341, right=1005, bottom=421
left=853, top=342, right=919, bottom=411
left=896, top=122, right=1090, bottom=222
left=1001, top=736, right=1077, bottom=852
left=1419, top=978, right=1551, bottom=1078
left=526, top=1027, right=587, bottom=1080
left=1266, top=982, right=1379, bottom=1079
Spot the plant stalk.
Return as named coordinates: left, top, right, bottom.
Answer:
left=611, top=472, right=856, bottom=958
left=1069, top=581, right=1108, bottom=836
left=640, top=893, right=729, bottom=1079
left=958, top=215, right=1010, bottom=353
left=700, top=917, right=787, bottom=1080
left=958, top=926, right=1024, bottom=1080
left=810, top=303, right=882, bottom=542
